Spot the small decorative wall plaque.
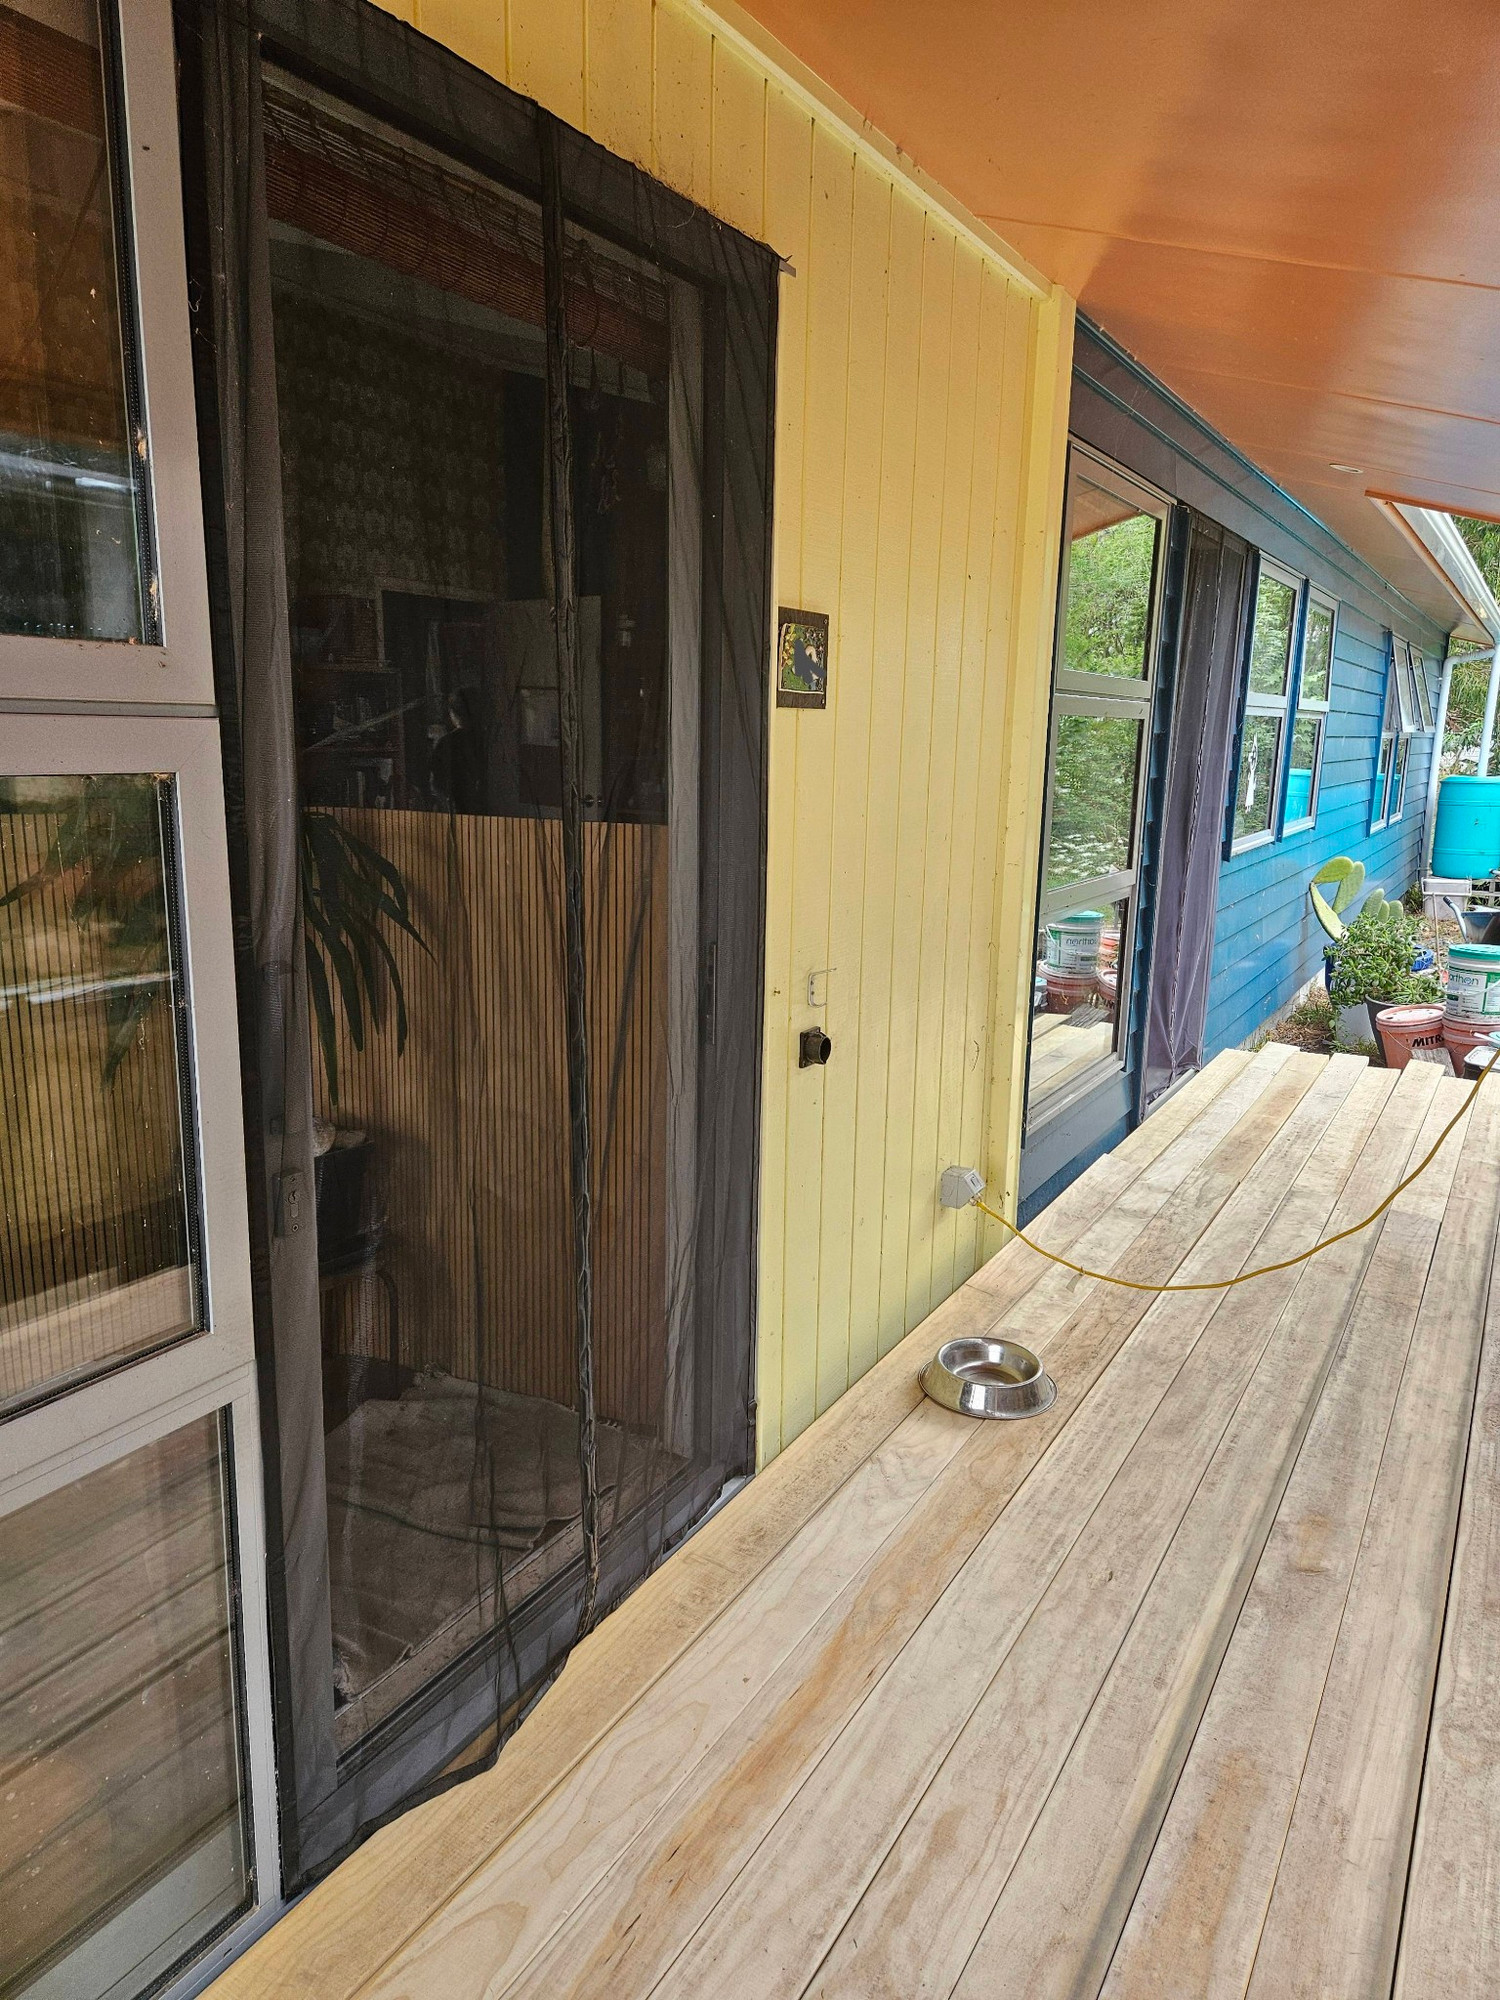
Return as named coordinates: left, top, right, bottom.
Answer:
left=776, top=608, right=829, bottom=709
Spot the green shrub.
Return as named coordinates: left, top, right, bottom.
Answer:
left=1325, top=902, right=1441, bottom=1010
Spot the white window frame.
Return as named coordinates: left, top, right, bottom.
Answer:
left=1230, top=555, right=1304, bottom=854
left=1372, top=635, right=1430, bottom=832
left=0, top=4, right=282, bottom=1989
left=1283, top=586, right=1336, bottom=836
left=0, top=0, right=215, bottom=709
left=1028, top=442, right=1170, bottom=1128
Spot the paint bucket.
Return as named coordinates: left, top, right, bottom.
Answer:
left=1432, top=776, right=1500, bottom=879
left=1045, top=970, right=1096, bottom=1014
left=1445, top=942, right=1500, bottom=1024
left=1094, top=970, right=1118, bottom=1013
left=1373, top=1004, right=1446, bottom=1071
left=1444, top=1016, right=1497, bottom=1068
left=1045, top=912, right=1104, bottom=973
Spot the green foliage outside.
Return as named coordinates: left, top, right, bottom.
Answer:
left=1046, top=713, right=1140, bottom=890
left=1443, top=517, right=1500, bottom=774
left=1324, top=901, right=1440, bottom=1010
left=1063, top=516, right=1155, bottom=678
left=1047, top=517, right=1154, bottom=894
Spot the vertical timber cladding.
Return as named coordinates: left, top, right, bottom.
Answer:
left=369, top=0, right=1075, bottom=1460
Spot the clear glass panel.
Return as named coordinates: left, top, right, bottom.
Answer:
left=1392, top=734, right=1410, bottom=817
left=1045, top=711, right=1144, bottom=891
left=1302, top=599, right=1333, bottom=702
left=1233, top=713, right=1282, bottom=843
left=1395, top=657, right=1419, bottom=733
left=0, top=1414, right=250, bottom=1999
left=1248, top=571, right=1298, bottom=696
left=266, top=75, right=697, bottom=1748
left=1286, top=714, right=1321, bottom=824
left=1414, top=653, right=1434, bottom=731
left=0, top=0, right=147, bottom=640
left=1373, top=735, right=1394, bottom=824
left=1062, top=474, right=1159, bottom=680
left=1029, top=894, right=1128, bottom=1105
left=0, top=775, right=197, bottom=1417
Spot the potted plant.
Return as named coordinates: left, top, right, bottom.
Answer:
left=1325, top=899, right=1441, bottom=1048
left=3, top=779, right=425, bottom=1104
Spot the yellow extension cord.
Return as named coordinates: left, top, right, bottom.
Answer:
left=971, top=1038, right=1500, bottom=1295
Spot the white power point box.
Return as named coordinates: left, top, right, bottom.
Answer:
left=939, top=1165, right=986, bottom=1210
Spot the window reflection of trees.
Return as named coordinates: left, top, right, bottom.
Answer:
left=1063, top=513, right=1156, bottom=679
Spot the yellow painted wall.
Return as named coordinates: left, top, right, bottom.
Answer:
left=370, top=0, right=1075, bottom=1461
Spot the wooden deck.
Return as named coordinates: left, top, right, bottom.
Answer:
left=215, top=1045, right=1500, bottom=1999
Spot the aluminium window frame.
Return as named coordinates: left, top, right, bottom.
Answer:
left=1228, top=553, right=1304, bottom=856
left=0, top=4, right=283, bottom=1988
left=1371, top=634, right=1429, bottom=833
left=1027, top=440, right=1171, bottom=1133
left=1281, top=585, right=1336, bottom=837
left=0, top=0, right=216, bottom=708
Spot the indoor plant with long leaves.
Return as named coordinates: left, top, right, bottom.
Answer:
left=3, top=781, right=426, bottom=1105
left=299, top=810, right=427, bottom=1107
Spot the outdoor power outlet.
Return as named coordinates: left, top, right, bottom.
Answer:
left=799, top=1027, right=832, bottom=1068
left=939, top=1165, right=985, bottom=1210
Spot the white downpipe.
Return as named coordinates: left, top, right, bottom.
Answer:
left=1480, top=649, right=1500, bottom=779
left=1425, top=653, right=1456, bottom=872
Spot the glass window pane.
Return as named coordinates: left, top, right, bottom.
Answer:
left=1234, top=713, right=1282, bottom=842
left=0, top=1415, right=250, bottom=1998
left=1029, top=894, right=1129, bottom=1105
left=1414, top=655, right=1433, bottom=730
left=1392, top=734, right=1410, bottom=817
left=1395, top=659, right=1419, bottom=734
left=0, top=775, right=197, bottom=1416
left=1373, top=735, right=1394, bottom=824
left=1045, top=711, right=1144, bottom=890
left=1302, top=600, right=1333, bottom=703
left=1062, top=474, right=1159, bottom=680
left=1248, top=572, right=1298, bottom=696
left=1286, top=714, right=1321, bottom=824
left=0, top=1, right=147, bottom=640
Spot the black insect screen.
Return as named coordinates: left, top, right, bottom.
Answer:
left=178, top=0, right=774, bottom=1881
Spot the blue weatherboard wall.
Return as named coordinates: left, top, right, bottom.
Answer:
left=1204, top=614, right=1439, bottom=1055
left=1069, top=320, right=1451, bottom=1072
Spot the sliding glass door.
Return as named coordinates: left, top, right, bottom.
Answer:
left=1022, top=445, right=1169, bottom=1206
left=0, top=6, right=277, bottom=1995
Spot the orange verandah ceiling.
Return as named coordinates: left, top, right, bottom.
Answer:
left=738, top=0, right=1500, bottom=633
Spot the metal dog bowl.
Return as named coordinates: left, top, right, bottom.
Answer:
left=920, top=1336, right=1056, bottom=1421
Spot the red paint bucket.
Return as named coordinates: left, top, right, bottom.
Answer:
left=1443, top=1015, right=1494, bottom=1069
left=1375, top=1005, right=1446, bottom=1070
left=1045, top=970, right=1095, bottom=1014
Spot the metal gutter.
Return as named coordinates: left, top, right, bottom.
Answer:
left=1371, top=498, right=1500, bottom=646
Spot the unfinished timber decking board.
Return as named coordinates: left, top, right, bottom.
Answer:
left=210, top=1048, right=1261, bottom=2000
left=1102, top=1068, right=1465, bottom=2000
left=364, top=1051, right=1323, bottom=1998
left=1242, top=1071, right=1500, bottom=1999
left=1395, top=1094, right=1500, bottom=1999
left=209, top=1047, right=1500, bottom=2000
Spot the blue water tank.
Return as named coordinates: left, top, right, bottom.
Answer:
left=1432, top=776, right=1500, bottom=879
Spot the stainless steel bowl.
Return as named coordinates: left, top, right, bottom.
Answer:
left=920, top=1336, right=1056, bottom=1421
